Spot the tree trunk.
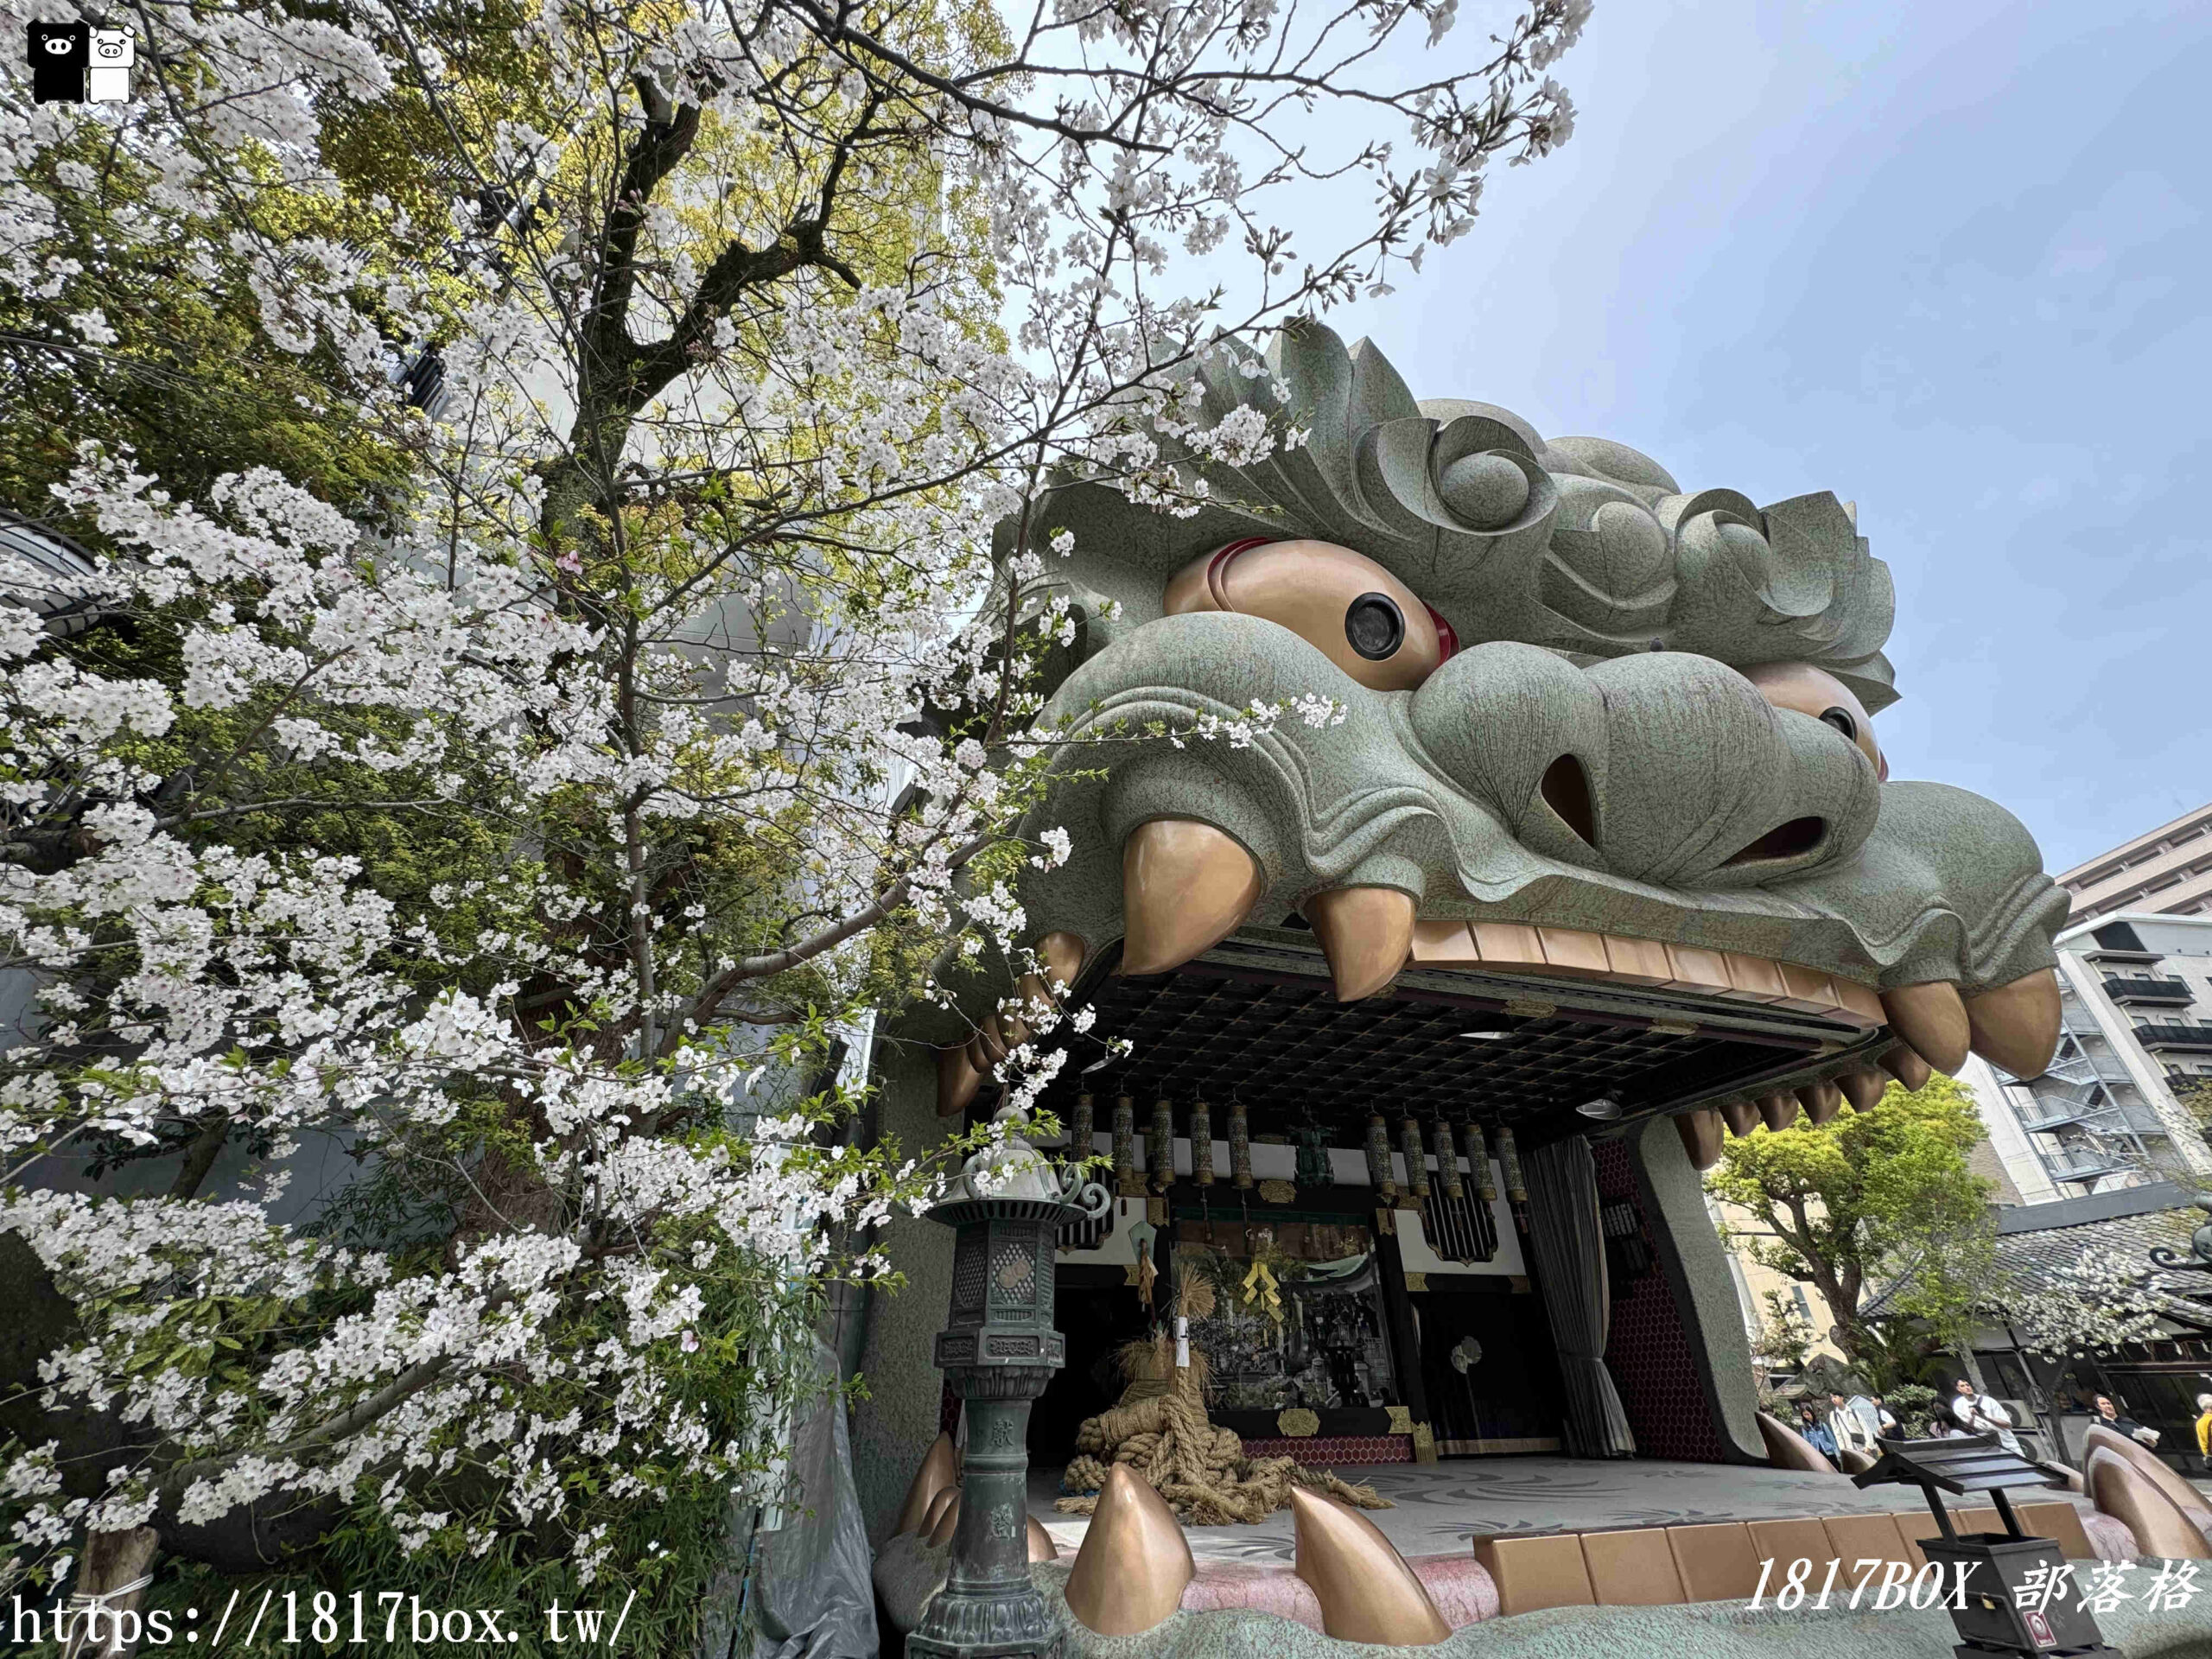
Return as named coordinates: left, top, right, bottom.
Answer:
left=60, top=1526, right=160, bottom=1659
left=168, top=1116, right=227, bottom=1200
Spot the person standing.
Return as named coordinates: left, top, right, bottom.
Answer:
left=1828, top=1390, right=1873, bottom=1455
left=2193, top=1393, right=2212, bottom=1474
left=1871, top=1395, right=1900, bottom=1439
left=1950, top=1376, right=2023, bottom=1455
left=1797, top=1402, right=1839, bottom=1460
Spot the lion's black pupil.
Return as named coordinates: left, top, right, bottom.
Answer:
left=1345, top=593, right=1404, bottom=660
left=1820, top=707, right=1857, bottom=741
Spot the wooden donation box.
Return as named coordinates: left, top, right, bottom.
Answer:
left=1853, top=1433, right=2117, bottom=1659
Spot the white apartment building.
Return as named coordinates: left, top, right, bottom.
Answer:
left=2060, top=802, right=2212, bottom=923
left=1966, top=912, right=2212, bottom=1199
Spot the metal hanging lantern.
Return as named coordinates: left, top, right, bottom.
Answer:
left=1400, top=1116, right=1429, bottom=1199
left=911, top=1162, right=1109, bottom=1659
left=1228, top=1098, right=1254, bottom=1189
left=1433, top=1118, right=1464, bottom=1201
left=1150, top=1097, right=1176, bottom=1192
left=1189, top=1099, right=1214, bottom=1186
left=1113, top=1096, right=1140, bottom=1197
left=1365, top=1113, right=1398, bottom=1202
left=1461, top=1122, right=1497, bottom=1202
left=1496, top=1125, right=1527, bottom=1204
left=1069, top=1092, right=1095, bottom=1163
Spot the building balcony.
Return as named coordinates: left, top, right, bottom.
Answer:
left=2134, top=1023, right=2212, bottom=1052
left=2037, top=1052, right=2136, bottom=1087
left=2101, top=976, right=2195, bottom=1005
left=2019, top=1101, right=2171, bottom=1136
left=2019, top=1077, right=2103, bottom=1113
left=2041, top=1151, right=2133, bottom=1183
left=2023, top=1109, right=2104, bottom=1132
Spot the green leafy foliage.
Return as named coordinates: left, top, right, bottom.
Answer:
left=1707, top=1074, right=1994, bottom=1389
left=1752, top=1287, right=1814, bottom=1372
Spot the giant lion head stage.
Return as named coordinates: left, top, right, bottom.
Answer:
left=924, top=320, right=2068, bottom=1119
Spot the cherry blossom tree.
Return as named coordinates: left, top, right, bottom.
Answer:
left=1993, top=1245, right=2171, bottom=1362
left=0, top=0, right=1589, bottom=1623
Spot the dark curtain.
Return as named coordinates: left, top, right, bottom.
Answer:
left=1523, top=1135, right=1636, bottom=1458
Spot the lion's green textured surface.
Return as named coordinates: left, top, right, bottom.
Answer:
left=981, top=610, right=2062, bottom=1012
left=1000, top=322, right=1896, bottom=712
left=912, top=323, right=2071, bottom=1047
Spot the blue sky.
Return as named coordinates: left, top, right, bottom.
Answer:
left=1332, top=0, right=2209, bottom=874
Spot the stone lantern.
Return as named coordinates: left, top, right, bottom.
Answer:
left=908, top=1124, right=1107, bottom=1659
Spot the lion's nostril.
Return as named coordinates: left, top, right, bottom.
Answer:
left=1725, top=816, right=1827, bottom=864
left=1538, top=753, right=1598, bottom=847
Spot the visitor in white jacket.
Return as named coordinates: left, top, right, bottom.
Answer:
left=1949, top=1377, right=2023, bottom=1455
left=1827, top=1391, right=1875, bottom=1455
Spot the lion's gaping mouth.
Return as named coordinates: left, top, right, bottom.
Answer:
left=924, top=321, right=2069, bottom=1135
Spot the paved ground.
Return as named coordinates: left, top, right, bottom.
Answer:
left=1027, top=1457, right=2150, bottom=1564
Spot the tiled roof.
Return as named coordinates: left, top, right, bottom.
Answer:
left=1987, top=1202, right=2212, bottom=1325
left=1859, top=1198, right=2212, bottom=1327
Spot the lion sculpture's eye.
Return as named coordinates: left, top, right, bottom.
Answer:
left=1743, top=663, right=1887, bottom=781
left=1344, top=593, right=1405, bottom=660
left=1161, top=538, right=1444, bottom=691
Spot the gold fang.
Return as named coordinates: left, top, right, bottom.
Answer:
left=1289, top=1487, right=1452, bottom=1644
left=1964, top=967, right=2063, bottom=1079
left=1118, top=819, right=1264, bottom=976
left=893, top=1433, right=958, bottom=1535
left=1064, top=1464, right=1196, bottom=1636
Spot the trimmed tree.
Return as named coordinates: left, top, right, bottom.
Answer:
left=1706, top=1075, right=1994, bottom=1388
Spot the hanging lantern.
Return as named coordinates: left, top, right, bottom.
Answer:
left=1433, top=1118, right=1463, bottom=1200
left=1113, top=1096, right=1140, bottom=1196
left=1496, top=1124, right=1527, bottom=1203
left=1461, top=1122, right=1496, bottom=1202
left=1228, top=1098, right=1254, bottom=1189
left=1189, top=1099, right=1214, bottom=1186
left=1400, top=1116, right=1429, bottom=1199
left=1151, top=1097, right=1177, bottom=1192
left=1070, top=1092, right=1096, bottom=1164
left=1364, top=1114, right=1397, bottom=1201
